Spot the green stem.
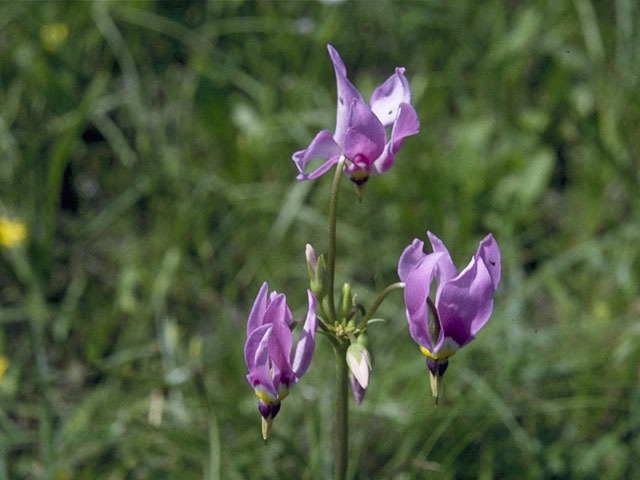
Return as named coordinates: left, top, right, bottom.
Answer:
left=333, top=342, right=349, bottom=480
left=29, top=294, right=53, bottom=479
left=9, top=242, right=54, bottom=476
left=357, top=282, right=405, bottom=330
left=193, top=371, right=220, bottom=480
left=327, top=156, right=346, bottom=324
left=0, top=435, right=8, bottom=480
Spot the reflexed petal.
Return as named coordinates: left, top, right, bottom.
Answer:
left=404, top=252, right=442, bottom=314
left=426, top=231, right=459, bottom=297
left=371, top=103, right=420, bottom=175
left=370, top=67, right=412, bottom=127
left=244, top=323, right=271, bottom=372
left=284, top=303, right=293, bottom=327
left=389, top=102, right=419, bottom=153
left=269, top=319, right=294, bottom=383
left=263, top=294, right=293, bottom=375
left=291, top=290, right=318, bottom=378
left=292, top=130, right=342, bottom=181
left=327, top=44, right=364, bottom=146
left=247, top=282, right=269, bottom=335
left=245, top=325, right=278, bottom=400
left=370, top=143, right=395, bottom=175
left=343, top=99, right=386, bottom=166
left=397, top=239, right=426, bottom=282
left=476, top=234, right=501, bottom=290
left=296, top=156, right=340, bottom=181
left=436, top=256, right=494, bottom=346
left=268, top=291, right=279, bottom=303
left=403, top=253, right=443, bottom=351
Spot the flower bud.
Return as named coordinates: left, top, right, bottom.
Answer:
left=305, top=244, right=328, bottom=300
left=346, top=342, right=371, bottom=390
left=350, top=373, right=366, bottom=405
left=340, top=282, right=354, bottom=322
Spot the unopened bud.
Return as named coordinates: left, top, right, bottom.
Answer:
left=340, top=283, right=354, bottom=321
left=346, top=342, right=371, bottom=390
left=350, top=373, right=366, bottom=405
left=305, top=244, right=328, bottom=300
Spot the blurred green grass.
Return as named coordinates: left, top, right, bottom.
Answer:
left=1, top=0, right=639, bottom=478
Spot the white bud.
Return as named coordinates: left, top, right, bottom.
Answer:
left=346, top=343, right=371, bottom=389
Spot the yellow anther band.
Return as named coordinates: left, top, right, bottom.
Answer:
left=420, top=345, right=456, bottom=361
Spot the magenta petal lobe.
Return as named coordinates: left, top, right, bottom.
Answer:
left=327, top=44, right=364, bottom=146
left=293, top=130, right=342, bottom=181
left=476, top=234, right=501, bottom=290
left=343, top=100, right=386, bottom=166
left=397, top=239, right=426, bottom=282
left=403, top=253, right=443, bottom=351
left=370, top=67, right=412, bottom=127
left=247, top=282, right=269, bottom=335
left=427, top=231, right=459, bottom=288
left=390, top=103, right=420, bottom=153
left=268, top=317, right=294, bottom=381
left=291, top=290, right=318, bottom=378
left=246, top=325, right=278, bottom=401
left=244, top=323, right=271, bottom=373
left=436, top=256, right=494, bottom=343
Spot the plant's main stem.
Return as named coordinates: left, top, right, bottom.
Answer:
left=327, top=156, right=346, bottom=324
left=334, top=342, right=349, bottom=480
left=326, top=158, right=349, bottom=480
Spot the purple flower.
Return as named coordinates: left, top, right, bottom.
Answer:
left=398, top=232, right=500, bottom=400
left=293, top=45, right=420, bottom=185
left=244, top=282, right=318, bottom=439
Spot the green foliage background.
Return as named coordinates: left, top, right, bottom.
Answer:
left=1, top=0, right=639, bottom=478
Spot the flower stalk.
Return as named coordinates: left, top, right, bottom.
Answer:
left=327, top=156, right=346, bottom=324
left=358, top=282, right=405, bottom=330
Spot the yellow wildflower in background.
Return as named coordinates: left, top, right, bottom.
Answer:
left=40, top=23, right=69, bottom=53
left=0, top=356, right=8, bottom=383
left=0, top=216, right=27, bottom=247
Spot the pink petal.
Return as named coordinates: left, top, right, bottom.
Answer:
left=397, top=239, right=426, bottom=282
left=343, top=99, right=386, bottom=167
left=371, top=103, right=419, bottom=175
left=291, top=290, right=318, bottom=378
left=426, top=231, right=459, bottom=303
left=263, top=294, right=293, bottom=377
left=370, top=67, right=412, bottom=128
left=327, top=45, right=364, bottom=146
left=403, top=252, right=443, bottom=352
left=246, top=282, right=269, bottom=335
left=390, top=102, right=419, bottom=153
left=435, top=256, right=494, bottom=349
left=292, top=129, right=342, bottom=181
left=476, top=234, right=501, bottom=290
left=245, top=325, right=278, bottom=400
